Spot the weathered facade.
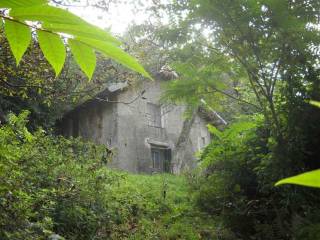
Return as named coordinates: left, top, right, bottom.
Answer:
left=59, top=80, right=211, bottom=173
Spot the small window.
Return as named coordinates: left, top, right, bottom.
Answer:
left=201, top=137, right=206, bottom=146
left=146, top=103, right=161, bottom=127
left=152, top=149, right=161, bottom=169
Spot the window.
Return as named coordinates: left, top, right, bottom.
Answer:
left=201, top=137, right=206, bottom=146
left=151, top=147, right=172, bottom=172
left=151, top=149, right=161, bottom=169
left=146, top=103, right=161, bottom=127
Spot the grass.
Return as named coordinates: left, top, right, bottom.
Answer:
left=106, top=173, right=218, bottom=239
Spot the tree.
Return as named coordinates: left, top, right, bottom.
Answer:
left=153, top=0, right=320, bottom=137
left=139, top=1, right=320, bottom=238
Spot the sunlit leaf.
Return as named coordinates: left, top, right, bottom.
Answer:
left=37, top=30, right=66, bottom=76
left=0, top=0, right=47, bottom=8
left=309, top=100, right=320, bottom=108
left=69, top=39, right=96, bottom=80
left=4, top=2, right=149, bottom=80
left=275, top=169, right=320, bottom=188
left=77, top=37, right=151, bottom=79
left=4, top=19, right=31, bottom=65
left=11, top=5, right=86, bottom=25
left=43, top=23, right=121, bottom=45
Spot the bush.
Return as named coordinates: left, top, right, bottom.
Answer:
left=196, top=115, right=320, bottom=239
left=0, top=111, right=120, bottom=239
left=0, top=111, right=219, bottom=239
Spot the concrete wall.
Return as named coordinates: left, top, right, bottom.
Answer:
left=60, top=80, right=211, bottom=173
left=115, top=80, right=167, bottom=172
left=114, top=80, right=210, bottom=173
left=59, top=96, right=120, bottom=168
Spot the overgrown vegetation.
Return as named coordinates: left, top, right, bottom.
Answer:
left=0, top=112, right=218, bottom=239
left=1, top=0, right=320, bottom=239
left=194, top=114, right=320, bottom=239
left=124, top=0, right=320, bottom=238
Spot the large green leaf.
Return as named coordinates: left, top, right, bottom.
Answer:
left=43, top=23, right=121, bottom=46
left=275, top=169, right=320, bottom=188
left=11, top=5, right=121, bottom=45
left=0, top=0, right=47, bottom=8
left=77, top=37, right=151, bottom=79
left=6, top=2, right=150, bottom=79
left=11, top=5, right=86, bottom=25
left=309, top=100, right=320, bottom=108
left=4, top=19, right=31, bottom=65
left=68, top=39, right=96, bottom=80
left=37, top=30, right=66, bottom=76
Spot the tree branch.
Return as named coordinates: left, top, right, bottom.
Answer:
left=201, top=86, right=262, bottom=110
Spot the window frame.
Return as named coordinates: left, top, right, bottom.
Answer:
left=151, top=149, right=161, bottom=169
left=146, top=102, right=162, bottom=128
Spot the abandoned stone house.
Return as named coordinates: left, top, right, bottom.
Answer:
left=59, top=79, right=212, bottom=174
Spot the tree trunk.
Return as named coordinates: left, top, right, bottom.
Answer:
left=172, top=109, right=197, bottom=174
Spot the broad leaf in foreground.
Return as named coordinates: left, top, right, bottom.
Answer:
left=43, top=23, right=121, bottom=45
left=11, top=5, right=94, bottom=26
left=1, top=2, right=150, bottom=79
left=69, top=39, right=96, bottom=80
left=4, top=19, right=31, bottom=64
left=275, top=169, right=320, bottom=188
left=78, top=37, right=151, bottom=79
left=37, top=30, right=66, bottom=75
left=309, top=100, right=320, bottom=108
left=0, top=0, right=47, bottom=8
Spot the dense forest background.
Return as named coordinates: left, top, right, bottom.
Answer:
left=1, top=0, right=320, bottom=239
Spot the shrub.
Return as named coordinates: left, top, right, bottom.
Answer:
left=0, top=111, right=119, bottom=239
left=0, top=111, right=218, bottom=240
left=196, top=115, right=320, bottom=239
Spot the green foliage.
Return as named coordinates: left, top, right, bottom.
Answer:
left=105, top=174, right=218, bottom=239
left=0, top=111, right=217, bottom=239
left=157, top=0, right=320, bottom=135
left=275, top=100, right=320, bottom=188
left=0, top=29, right=142, bottom=130
left=195, top=111, right=320, bottom=239
left=0, top=111, right=115, bottom=239
left=0, top=1, right=150, bottom=79
left=143, top=1, right=320, bottom=238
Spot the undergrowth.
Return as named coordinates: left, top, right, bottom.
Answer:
left=0, top=111, right=218, bottom=239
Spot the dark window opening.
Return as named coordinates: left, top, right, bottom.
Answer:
left=151, top=147, right=171, bottom=173
left=152, top=150, right=160, bottom=169
left=201, top=137, right=206, bottom=147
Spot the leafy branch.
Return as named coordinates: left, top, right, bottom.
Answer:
left=0, top=0, right=151, bottom=79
